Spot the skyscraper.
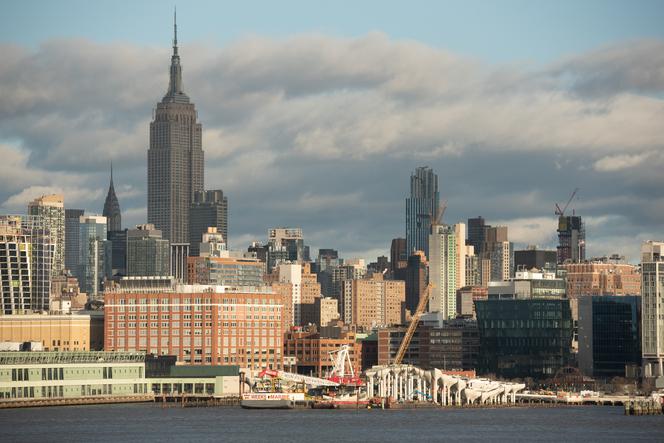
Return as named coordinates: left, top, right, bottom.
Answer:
left=557, top=215, right=585, bottom=264
left=189, top=189, right=228, bottom=256
left=429, top=224, right=457, bottom=319
left=103, top=165, right=122, bottom=232
left=406, top=167, right=439, bottom=258
left=65, top=209, right=84, bottom=274
left=0, top=216, right=54, bottom=314
left=148, top=12, right=204, bottom=243
left=78, top=215, right=110, bottom=300
left=466, top=216, right=486, bottom=256
left=641, top=240, right=664, bottom=379
left=28, top=194, right=64, bottom=277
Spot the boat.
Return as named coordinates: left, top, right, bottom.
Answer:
left=240, top=392, right=306, bottom=409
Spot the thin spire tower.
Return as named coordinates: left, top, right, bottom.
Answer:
left=148, top=11, right=204, bottom=243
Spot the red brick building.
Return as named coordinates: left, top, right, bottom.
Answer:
left=104, top=279, right=285, bottom=370
left=283, top=325, right=362, bottom=377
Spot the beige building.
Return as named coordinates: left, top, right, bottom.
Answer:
left=561, top=261, right=641, bottom=299
left=341, top=273, right=405, bottom=330
left=301, top=297, right=340, bottom=327
left=28, top=194, right=65, bottom=277
left=0, top=313, right=103, bottom=351
left=271, top=282, right=294, bottom=328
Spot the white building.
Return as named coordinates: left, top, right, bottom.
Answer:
left=642, top=241, right=664, bottom=379
left=279, top=263, right=302, bottom=325
left=429, top=224, right=457, bottom=319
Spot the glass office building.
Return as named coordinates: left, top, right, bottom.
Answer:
left=476, top=298, right=573, bottom=379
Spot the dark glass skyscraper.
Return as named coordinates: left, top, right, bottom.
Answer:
left=148, top=13, right=204, bottom=243
left=405, top=166, right=439, bottom=258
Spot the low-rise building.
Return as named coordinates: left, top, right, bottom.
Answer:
left=560, top=260, right=641, bottom=299
left=456, top=286, right=488, bottom=318
left=300, top=297, right=339, bottom=327
left=476, top=298, right=573, bottom=379
left=0, top=351, right=148, bottom=402
left=104, top=277, right=285, bottom=370
left=0, top=313, right=103, bottom=351
left=487, top=270, right=566, bottom=300
left=283, top=325, right=361, bottom=377
left=578, top=295, right=641, bottom=378
left=377, top=319, right=479, bottom=370
left=187, top=256, right=265, bottom=287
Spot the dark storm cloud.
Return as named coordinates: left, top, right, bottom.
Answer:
left=0, top=34, right=663, bottom=261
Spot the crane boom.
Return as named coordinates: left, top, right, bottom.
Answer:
left=555, top=188, right=579, bottom=216
left=394, top=283, right=432, bottom=365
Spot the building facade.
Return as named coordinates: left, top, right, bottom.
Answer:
left=429, top=224, right=457, bottom=319
left=514, top=248, right=557, bottom=273
left=0, top=351, right=148, bottom=402
left=0, top=313, right=104, bottom=351
left=104, top=280, right=285, bottom=370
left=560, top=261, right=641, bottom=299
left=28, top=194, right=65, bottom=277
left=405, top=251, right=428, bottom=315
left=0, top=215, right=54, bottom=314
left=406, top=166, right=439, bottom=258
left=147, top=17, right=204, bottom=243
left=642, top=241, right=664, bottom=379
left=340, top=273, right=405, bottom=330
left=283, top=326, right=361, bottom=377
left=557, top=215, right=585, bottom=264
left=187, top=256, right=264, bottom=287
left=476, top=298, right=573, bottom=379
left=377, top=320, right=479, bottom=371
left=78, top=215, right=110, bottom=299
left=126, top=224, right=170, bottom=277
left=189, top=190, right=228, bottom=257
left=64, top=208, right=84, bottom=274
left=578, top=295, right=641, bottom=378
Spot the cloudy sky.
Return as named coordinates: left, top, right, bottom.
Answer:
left=1, top=1, right=663, bottom=263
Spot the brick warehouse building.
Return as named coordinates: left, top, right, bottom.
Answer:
left=104, top=277, right=285, bottom=370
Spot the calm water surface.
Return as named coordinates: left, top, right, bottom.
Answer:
left=0, top=403, right=663, bottom=442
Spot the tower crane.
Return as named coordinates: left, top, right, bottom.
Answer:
left=394, top=283, right=432, bottom=365
left=554, top=188, right=579, bottom=217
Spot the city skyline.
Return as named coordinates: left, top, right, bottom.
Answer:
left=1, top=3, right=664, bottom=262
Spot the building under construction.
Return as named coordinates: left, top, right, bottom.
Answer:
left=557, top=215, right=585, bottom=264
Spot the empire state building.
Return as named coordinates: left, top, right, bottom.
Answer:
left=148, top=13, right=204, bottom=243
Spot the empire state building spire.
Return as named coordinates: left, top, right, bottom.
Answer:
left=148, top=11, right=204, bottom=244
left=164, top=7, right=188, bottom=103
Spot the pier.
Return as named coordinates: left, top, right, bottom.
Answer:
left=365, top=365, right=525, bottom=406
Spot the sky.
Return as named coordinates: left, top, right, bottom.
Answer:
left=1, top=0, right=664, bottom=263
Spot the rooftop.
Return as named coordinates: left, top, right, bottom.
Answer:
left=0, top=351, right=146, bottom=365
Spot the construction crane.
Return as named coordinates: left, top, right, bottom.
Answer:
left=394, top=283, right=432, bottom=365
left=554, top=188, right=579, bottom=217
left=257, top=368, right=339, bottom=387
left=327, top=345, right=363, bottom=386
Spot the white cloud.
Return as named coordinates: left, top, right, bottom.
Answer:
left=593, top=152, right=651, bottom=172
left=1, top=35, right=663, bottom=258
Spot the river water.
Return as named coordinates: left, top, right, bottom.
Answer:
left=0, top=403, right=662, bottom=442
